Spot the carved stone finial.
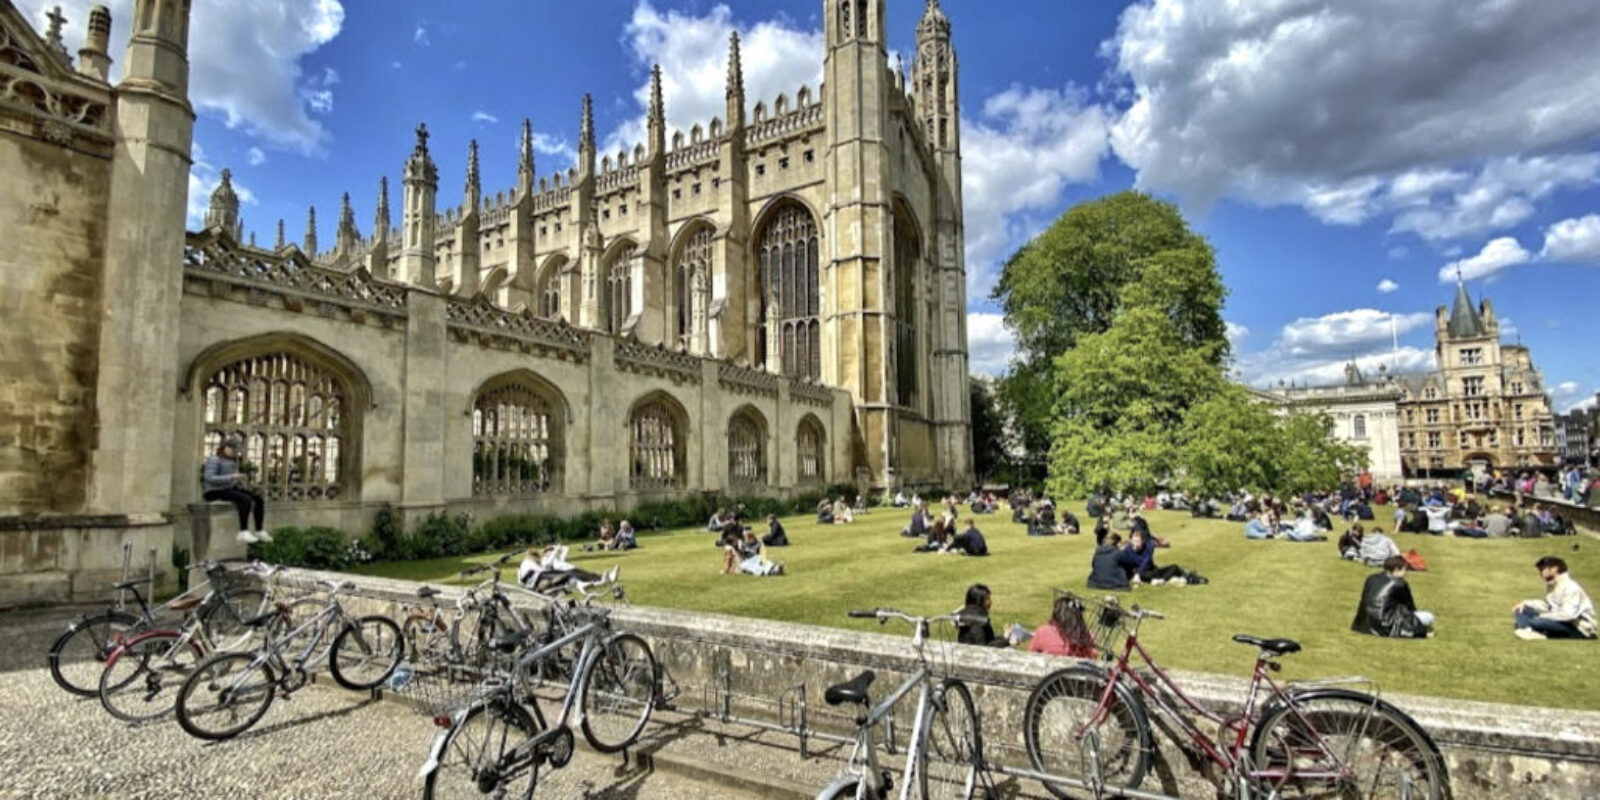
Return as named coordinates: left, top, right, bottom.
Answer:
left=649, top=64, right=665, bottom=124
left=579, top=94, right=594, bottom=151
left=405, top=121, right=439, bottom=185
left=465, top=138, right=480, bottom=197
left=727, top=31, right=744, bottom=98
left=519, top=118, right=534, bottom=174
left=275, top=218, right=285, bottom=249
left=45, top=7, right=69, bottom=59
left=304, top=205, right=318, bottom=256
left=415, top=122, right=430, bottom=153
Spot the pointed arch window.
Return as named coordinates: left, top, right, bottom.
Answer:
left=538, top=257, right=566, bottom=320
left=728, top=412, right=766, bottom=488
left=604, top=242, right=636, bottom=335
left=893, top=211, right=920, bottom=408
left=756, top=202, right=820, bottom=379
left=674, top=226, right=714, bottom=349
left=201, top=352, right=350, bottom=502
left=630, top=399, right=684, bottom=489
left=797, top=418, right=825, bottom=483
left=472, top=378, right=562, bottom=496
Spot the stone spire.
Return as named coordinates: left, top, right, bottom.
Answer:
left=303, top=205, right=318, bottom=257
left=517, top=118, right=535, bottom=197
left=648, top=65, right=665, bottom=155
left=374, top=176, right=390, bottom=244
left=726, top=31, right=745, bottom=130
left=464, top=138, right=481, bottom=213
left=400, top=122, right=440, bottom=286
left=204, top=167, right=241, bottom=239
left=918, top=0, right=951, bottom=38
left=44, top=6, right=70, bottom=62
left=77, top=5, right=113, bottom=80
left=915, top=0, right=959, bottom=152
left=335, top=191, right=360, bottom=256
left=275, top=218, right=285, bottom=249
left=1447, top=277, right=1486, bottom=339
left=578, top=93, right=595, bottom=178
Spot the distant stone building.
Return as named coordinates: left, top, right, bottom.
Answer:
left=1395, top=282, right=1556, bottom=477
left=1263, top=363, right=1405, bottom=481
left=1555, top=410, right=1594, bottom=468
left=0, top=0, right=974, bottom=605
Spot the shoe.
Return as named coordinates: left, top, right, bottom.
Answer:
left=255, top=530, right=273, bottom=543
left=1514, top=628, right=1547, bottom=640
left=236, top=531, right=259, bottom=544
left=1149, top=578, right=1165, bottom=586
left=1169, top=577, right=1188, bottom=586
left=1188, top=573, right=1210, bottom=585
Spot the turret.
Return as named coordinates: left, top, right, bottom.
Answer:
left=124, top=0, right=192, bottom=97
left=400, top=122, right=439, bottom=287
left=648, top=65, right=665, bottom=157
left=517, top=118, right=535, bottom=199
left=335, top=192, right=360, bottom=258
left=303, top=206, right=318, bottom=258
left=77, top=5, right=113, bottom=81
left=464, top=139, right=481, bottom=217
left=726, top=32, right=746, bottom=131
left=578, top=93, right=596, bottom=179
left=916, top=0, right=959, bottom=154
left=204, top=168, right=241, bottom=240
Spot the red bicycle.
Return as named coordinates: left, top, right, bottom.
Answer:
left=1022, top=594, right=1449, bottom=799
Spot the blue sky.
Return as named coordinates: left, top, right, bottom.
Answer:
left=23, top=0, right=1600, bottom=411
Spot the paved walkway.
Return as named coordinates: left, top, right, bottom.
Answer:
left=0, top=605, right=766, bottom=800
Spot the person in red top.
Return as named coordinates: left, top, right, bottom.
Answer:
left=1028, top=594, right=1099, bottom=659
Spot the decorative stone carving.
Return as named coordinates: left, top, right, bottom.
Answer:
left=615, top=339, right=703, bottom=384
left=183, top=233, right=409, bottom=321
left=718, top=362, right=780, bottom=398
left=444, top=294, right=590, bottom=361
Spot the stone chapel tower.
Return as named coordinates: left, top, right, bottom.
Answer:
left=400, top=124, right=439, bottom=286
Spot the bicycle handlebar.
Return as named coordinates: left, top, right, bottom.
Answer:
left=847, top=608, right=880, bottom=618
left=1129, top=605, right=1165, bottom=620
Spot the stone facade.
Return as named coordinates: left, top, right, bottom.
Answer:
left=1396, top=283, right=1557, bottom=477
left=1265, top=363, right=1405, bottom=481
left=0, top=0, right=973, bottom=604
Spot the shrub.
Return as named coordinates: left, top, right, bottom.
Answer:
left=396, top=511, right=473, bottom=561
left=363, top=504, right=402, bottom=560
left=255, top=526, right=354, bottom=571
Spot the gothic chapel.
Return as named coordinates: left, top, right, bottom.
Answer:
left=0, top=0, right=973, bottom=603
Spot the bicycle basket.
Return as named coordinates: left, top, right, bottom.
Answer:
left=1053, top=590, right=1130, bottom=659
left=390, top=662, right=498, bottom=720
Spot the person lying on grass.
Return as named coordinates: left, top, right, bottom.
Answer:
left=722, top=527, right=784, bottom=576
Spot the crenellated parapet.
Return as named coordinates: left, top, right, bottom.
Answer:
left=746, top=87, right=823, bottom=147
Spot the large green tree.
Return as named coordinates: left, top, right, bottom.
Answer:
left=993, top=192, right=1229, bottom=455
left=968, top=379, right=1010, bottom=484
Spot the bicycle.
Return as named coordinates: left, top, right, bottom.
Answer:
left=173, top=577, right=403, bottom=741
left=813, top=608, right=984, bottom=800
left=48, top=559, right=269, bottom=697
left=96, top=562, right=282, bottom=723
left=1022, top=593, right=1450, bottom=799
left=415, top=571, right=656, bottom=799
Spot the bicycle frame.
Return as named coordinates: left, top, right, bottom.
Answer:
left=217, top=595, right=348, bottom=697
left=832, top=666, right=934, bottom=800
left=1088, top=617, right=1360, bottom=789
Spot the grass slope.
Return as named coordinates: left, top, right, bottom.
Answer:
left=357, top=506, right=1599, bottom=710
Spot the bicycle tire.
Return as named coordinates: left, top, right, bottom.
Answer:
left=174, top=651, right=277, bottom=741
left=328, top=614, right=403, bottom=690
left=422, top=699, right=540, bottom=800
left=403, top=614, right=456, bottom=667
left=919, top=678, right=981, bottom=800
left=816, top=781, right=869, bottom=800
left=1249, top=688, right=1451, bottom=800
left=578, top=632, right=657, bottom=753
left=199, top=587, right=268, bottom=651
left=1022, top=665, right=1151, bottom=800
left=97, top=630, right=204, bottom=723
left=48, top=610, right=144, bottom=697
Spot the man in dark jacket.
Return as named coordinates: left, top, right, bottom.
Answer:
left=1351, top=556, right=1433, bottom=638
left=762, top=513, right=789, bottom=547
left=1087, top=534, right=1131, bottom=591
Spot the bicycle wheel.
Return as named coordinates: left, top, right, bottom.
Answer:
left=328, top=615, right=403, bottom=690
left=98, top=631, right=203, bottom=723
left=200, top=587, right=268, bottom=651
left=817, top=781, right=870, bottom=800
left=1250, top=689, right=1450, bottom=800
left=919, top=679, right=981, bottom=800
left=422, top=699, right=539, bottom=800
left=578, top=633, right=657, bottom=753
left=174, top=651, right=277, bottom=741
left=404, top=615, right=455, bottom=667
left=48, top=611, right=143, bottom=697
left=1023, top=666, right=1151, bottom=799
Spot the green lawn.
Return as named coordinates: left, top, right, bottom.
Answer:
left=357, top=506, right=1599, bottom=710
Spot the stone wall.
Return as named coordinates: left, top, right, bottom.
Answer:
left=0, top=514, right=173, bottom=607
left=290, top=570, right=1600, bottom=800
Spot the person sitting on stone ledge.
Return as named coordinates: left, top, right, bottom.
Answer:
left=1513, top=556, right=1596, bottom=640
left=762, top=513, right=789, bottom=547
left=520, top=544, right=601, bottom=594
left=1028, top=593, right=1098, bottom=659
left=1351, top=555, right=1433, bottom=639
left=203, top=436, right=271, bottom=545
left=723, top=527, right=783, bottom=576
left=956, top=584, right=1021, bottom=648
left=831, top=496, right=855, bottom=524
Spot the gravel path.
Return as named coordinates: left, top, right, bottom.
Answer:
left=1, top=605, right=759, bottom=800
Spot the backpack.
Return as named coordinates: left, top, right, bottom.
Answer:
left=1402, top=549, right=1428, bottom=572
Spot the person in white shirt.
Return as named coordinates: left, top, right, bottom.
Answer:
left=1421, top=502, right=1451, bottom=535
left=1513, top=556, right=1597, bottom=640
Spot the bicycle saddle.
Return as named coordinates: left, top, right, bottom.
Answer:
left=112, top=577, right=153, bottom=590
left=416, top=586, right=442, bottom=599
left=825, top=670, right=876, bottom=706
left=1232, top=634, right=1301, bottom=654
left=489, top=630, right=532, bottom=653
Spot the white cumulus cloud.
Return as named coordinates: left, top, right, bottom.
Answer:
left=21, top=0, right=345, bottom=153
left=1541, top=214, right=1600, bottom=264
left=246, top=147, right=265, bottom=167
left=1437, top=237, right=1532, bottom=283
left=966, top=312, right=1017, bottom=377
left=1105, top=0, right=1600, bottom=242
left=1555, top=380, right=1581, bottom=396
left=1224, top=321, right=1249, bottom=345
left=471, top=110, right=499, bottom=125
left=1376, top=278, right=1399, bottom=294
left=1235, top=307, right=1435, bottom=387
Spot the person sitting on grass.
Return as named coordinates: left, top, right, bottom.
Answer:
left=951, top=518, right=989, bottom=556
left=914, top=517, right=951, bottom=553
left=832, top=496, right=855, bottom=525
left=956, top=584, right=1022, bottom=648
left=1452, top=516, right=1489, bottom=538
left=1286, top=509, right=1330, bottom=542
left=1482, top=505, right=1515, bottom=538
left=708, top=508, right=732, bottom=533
left=1351, top=555, right=1433, bottom=638
left=893, top=490, right=910, bottom=508
left=1513, top=556, right=1596, bottom=640
left=1337, top=524, right=1365, bottom=560
left=611, top=520, right=638, bottom=550
left=1028, top=594, right=1099, bottom=659
left=1088, top=533, right=1131, bottom=591
left=1356, top=527, right=1402, bottom=568
left=854, top=494, right=870, bottom=516
left=902, top=502, right=930, bottom=538
left=723, top=527, right=784, bottom=576
left=1244, top=510, right=1276, bottom=540
left=1057, top=508, right=1081, bottom=535
left=1118, top=529, right=1207, bottom=586
left=762, top=513, right=789, bottom=547
left=584, top=519, right=615, bottom=552
left=816, top=498, right=835, bottom=525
